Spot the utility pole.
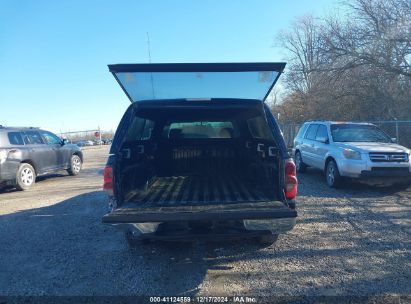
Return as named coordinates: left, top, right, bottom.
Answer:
left=98, top=126, right=102, bottom=147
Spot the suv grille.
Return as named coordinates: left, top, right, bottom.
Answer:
left=369, top=152, right=408, bottom=163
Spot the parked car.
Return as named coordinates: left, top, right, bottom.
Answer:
left=0, top=126, right=83, bottom=190
left=75, top=141, right=87, bottom=147
left=76, top=140, right=94, bottom=147
left=102, top=62, right=298, bottom=245
left=293, top=121, right=411, bottom=187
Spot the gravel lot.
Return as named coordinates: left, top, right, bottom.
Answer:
left=0, top=146, right=410, bottom=300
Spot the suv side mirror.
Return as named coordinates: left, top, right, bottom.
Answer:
left=317, top=136, right=329, bottom=144
left=62, top=139, right=69, bottom=145
left=391, top=137, right=397, bottom=143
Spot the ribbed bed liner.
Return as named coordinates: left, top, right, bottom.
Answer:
left=126, top=175, right=274, bottom=207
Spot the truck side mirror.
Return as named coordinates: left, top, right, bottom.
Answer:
left=62, top=139, right=69, bottom=145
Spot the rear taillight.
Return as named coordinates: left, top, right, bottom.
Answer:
left=103, top=166, right=113, bottom=195
left=284, top=159, right=298, bottom=199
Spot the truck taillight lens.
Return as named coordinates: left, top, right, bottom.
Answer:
left=284, top=159, right=298, bottom=199
left=103, top=166, right=113, bottom=194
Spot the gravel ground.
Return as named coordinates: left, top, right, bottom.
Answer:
left=0, top=146, right=410, bottom=301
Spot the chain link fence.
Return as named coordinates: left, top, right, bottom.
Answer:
left=371, top=121, right=411, bottom=149
left=279, top=123, right=302, bottom=149
left=279, top=121, right=411, bottom=149
left=59, top=129, right=114, bottom=148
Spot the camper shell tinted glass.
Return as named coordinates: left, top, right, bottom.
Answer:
left=166, top=121, right=236, bottom=139
left=125, top=118, right=155, bottom=141
left=121, top=100, right=274, bottom=145
left=109, top=63, right=286, bottom=102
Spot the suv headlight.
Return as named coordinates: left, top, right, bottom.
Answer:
left=0, top=149, right=7, bottom=164
left=343, top=149, right=362, bottom=160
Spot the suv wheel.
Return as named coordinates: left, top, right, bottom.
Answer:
left=16, top=163, right=36, bottom=191
left=326, top=160, right=342, bottom=188
left=295, top=151, right=307, bottom=173
left=67, top=155, right=82, bottom=176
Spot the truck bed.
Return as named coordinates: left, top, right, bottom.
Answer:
left=124, top=175, right=275, bottom=207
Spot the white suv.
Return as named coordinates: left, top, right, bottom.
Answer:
left=293, top=121, right=411, bottom=187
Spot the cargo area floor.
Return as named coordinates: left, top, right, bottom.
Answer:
left=125, top=175, right=275, bottom=207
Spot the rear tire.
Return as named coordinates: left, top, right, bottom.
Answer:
left=258, top=234, right=279, bottom=245
left=326, top=159, right=342, bottom=188
left=67, top=154, right=82, bottom=176
left=295, top=151, right=307, bottom=173
left=16, top=163, right=36, bottom=191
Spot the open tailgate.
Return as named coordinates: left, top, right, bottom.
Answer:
left=102, top=201, right=297, bottom=224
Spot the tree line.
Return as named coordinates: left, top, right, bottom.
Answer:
left=271, top=0, right=411, bottom=124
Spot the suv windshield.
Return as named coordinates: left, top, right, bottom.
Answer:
left=331, top=124, right=392, bottom=143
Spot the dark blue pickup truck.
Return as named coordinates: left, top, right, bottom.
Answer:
left=102, top=63, right=297, bottom=245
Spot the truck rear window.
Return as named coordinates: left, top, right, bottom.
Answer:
left=7, top=132, right=25, bottom=145
left=165, top=121, right=236, bottom=139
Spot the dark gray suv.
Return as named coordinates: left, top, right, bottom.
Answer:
left=0, top=126, right=83, bottom=190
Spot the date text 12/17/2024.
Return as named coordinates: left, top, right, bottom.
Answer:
left=149, top=296, right=257, bottom=303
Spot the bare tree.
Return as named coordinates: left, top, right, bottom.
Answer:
left=277, top=15, right=327, bottom=94
left=274, top=0, right=411, bottom=123
left=322, top=0, right=411, bottom=78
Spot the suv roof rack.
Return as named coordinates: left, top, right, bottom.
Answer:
left=305, top=120, right=374, bottom=124
left=0, top=126, right=40, bottom=130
